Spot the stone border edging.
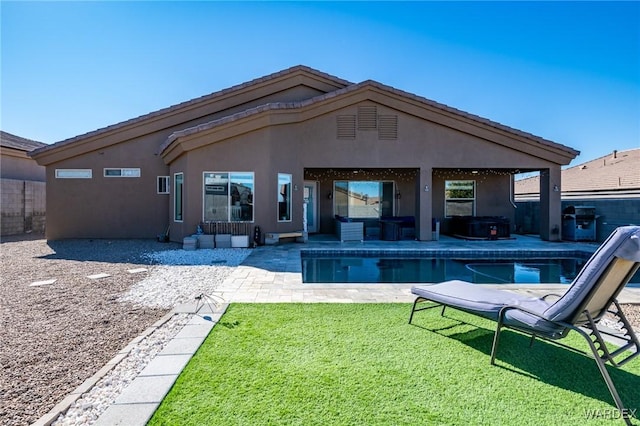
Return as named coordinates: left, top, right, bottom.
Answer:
left=32, top=310, right=177, bottom=426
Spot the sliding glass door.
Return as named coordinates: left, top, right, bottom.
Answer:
left=333, top=181, right=394, bottom=218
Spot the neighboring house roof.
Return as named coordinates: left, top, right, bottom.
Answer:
left=515, top=148, right=640, bottom=199
left=30, top=65, right=579, bottom=166
left=1, top=131, right=46, bottom=152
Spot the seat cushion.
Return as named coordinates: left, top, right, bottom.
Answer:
left=544, top=226, right=640, bottom=322
left=412, top=281, right=563, bottom=336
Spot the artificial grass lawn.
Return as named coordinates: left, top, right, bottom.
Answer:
left=149, top=304, right=640, bottom=425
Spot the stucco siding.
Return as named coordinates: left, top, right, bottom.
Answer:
left=32, top=67, right=577, bottom=241
left=41, top=85, right=327, bottom=240
left=44, top=135, right=169, bottom=240
left=1, top=148, right=46, bottom=182
left=172, top=101, right=533, bottom=240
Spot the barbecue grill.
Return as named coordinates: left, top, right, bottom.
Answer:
left=562, top=205, right=597, bottom=242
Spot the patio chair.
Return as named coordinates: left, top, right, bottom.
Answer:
left=408, top=226, right=640, bottom=425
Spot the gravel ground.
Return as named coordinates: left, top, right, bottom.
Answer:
left=52, top=313, right=194, bottom=426
left=0, top=235, right=248, bottom=426
left=1, top=235, right=639, bottom=426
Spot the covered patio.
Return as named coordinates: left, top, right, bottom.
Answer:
left=303, top=166, right=563, bottom=242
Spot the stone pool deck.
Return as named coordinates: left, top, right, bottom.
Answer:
left=217, top=233, right=640, bottom=304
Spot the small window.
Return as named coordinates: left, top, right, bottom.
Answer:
left=174, top=173, right=183, bottom=222
left=104, top=168, right=141, bottom=177
left=445, top=180, right=475, bottom=217
left=55, top=169, right=92, bottom=179
left=278, top=173, right=292, bottom=222
left=157, top=176, right=170, bottom=194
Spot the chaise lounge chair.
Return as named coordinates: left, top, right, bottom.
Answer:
left=409, top=226, right=640, bottom=425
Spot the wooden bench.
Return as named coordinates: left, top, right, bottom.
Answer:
left=265, top=231, right=306, bottom=244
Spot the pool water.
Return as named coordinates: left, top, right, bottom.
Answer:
left=301, top=253, right=640, bottom=285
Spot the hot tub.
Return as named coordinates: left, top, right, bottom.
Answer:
left=450, top=216, right=511, bottom=240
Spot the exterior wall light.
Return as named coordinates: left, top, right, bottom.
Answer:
left=553, top=185, right=559, bottom=192
left=424, top=185, right=430, bottom=192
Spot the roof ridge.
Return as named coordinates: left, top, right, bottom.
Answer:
left=564, top=147, right=640, bottom=172
left=31, top=65, right=352, bottom=156
left=161, top=79, right=579, bottom=158
left=160, top=82, right=375, bottom=152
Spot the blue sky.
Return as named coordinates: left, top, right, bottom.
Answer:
left=1, top=1, right=638, bottom=165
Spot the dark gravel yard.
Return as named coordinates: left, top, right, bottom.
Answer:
left=0, top=235, right=178, bottom=426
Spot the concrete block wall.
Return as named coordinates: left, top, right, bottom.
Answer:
left=1, top=178, right=46, bottom=236
left=515, top=198, right=639, bottom=243
left=589, top=199, right=640, bottom=241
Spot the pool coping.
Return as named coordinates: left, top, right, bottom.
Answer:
left=300, top=248, right=593, bottom=257
left=217, top=238, right=640, bottom=304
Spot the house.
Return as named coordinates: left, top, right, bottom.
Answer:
left=1, top=131, right=47, bottom=235
left=515, top=148, right=640, bottom=241
left=1, top=131, right=46, bottom=181
left=30, top=65, right=579, bottom=242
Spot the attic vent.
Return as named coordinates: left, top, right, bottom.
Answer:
left=357, top=106, right=377, bottom=130
left=337, top=115, right=356, bottom=139
left=378, top=115, right=398, bottom=140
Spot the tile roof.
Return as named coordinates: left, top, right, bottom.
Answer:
left=29, top=64, right=579, bottom=163
left=515, top=148, right=640, bottom=196
left=0, top=131, right=46, bottom=151
left=161, top=79, right=579, bottom=158
left=30, top=65, right=352, bottom=157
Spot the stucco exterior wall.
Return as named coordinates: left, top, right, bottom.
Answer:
left=41, top=85, right=326, bottom=240
left=44, top=134, right=170, bottom=240
left=1, top=148, right=46, bottom=181
left=168, top=101, right=560, bottom=241
left=34, top=68, right=575, bottom=242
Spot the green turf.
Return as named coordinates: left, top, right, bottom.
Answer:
left=148, top=303, right=640, bottom=425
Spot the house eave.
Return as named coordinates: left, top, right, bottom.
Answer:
left=160, top=81, right=579, bottom=166
left=29, top=65, right=351, bottom=166
left=1, top=146, right=33, bottom=160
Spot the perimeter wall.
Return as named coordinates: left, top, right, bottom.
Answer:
left=1, top=178, right=46, bottom=236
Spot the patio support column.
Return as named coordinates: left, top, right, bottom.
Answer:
left=417, top=167, right=433, bottom=241
left=539, top=166, right=562, bottom=241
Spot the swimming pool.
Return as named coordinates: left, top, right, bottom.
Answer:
left=301, top=250, right=640, bottom=286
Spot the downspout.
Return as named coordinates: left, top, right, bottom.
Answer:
left=509, top=175, right=517, bottom=209
left=23, top=180, right=27, bottom=233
